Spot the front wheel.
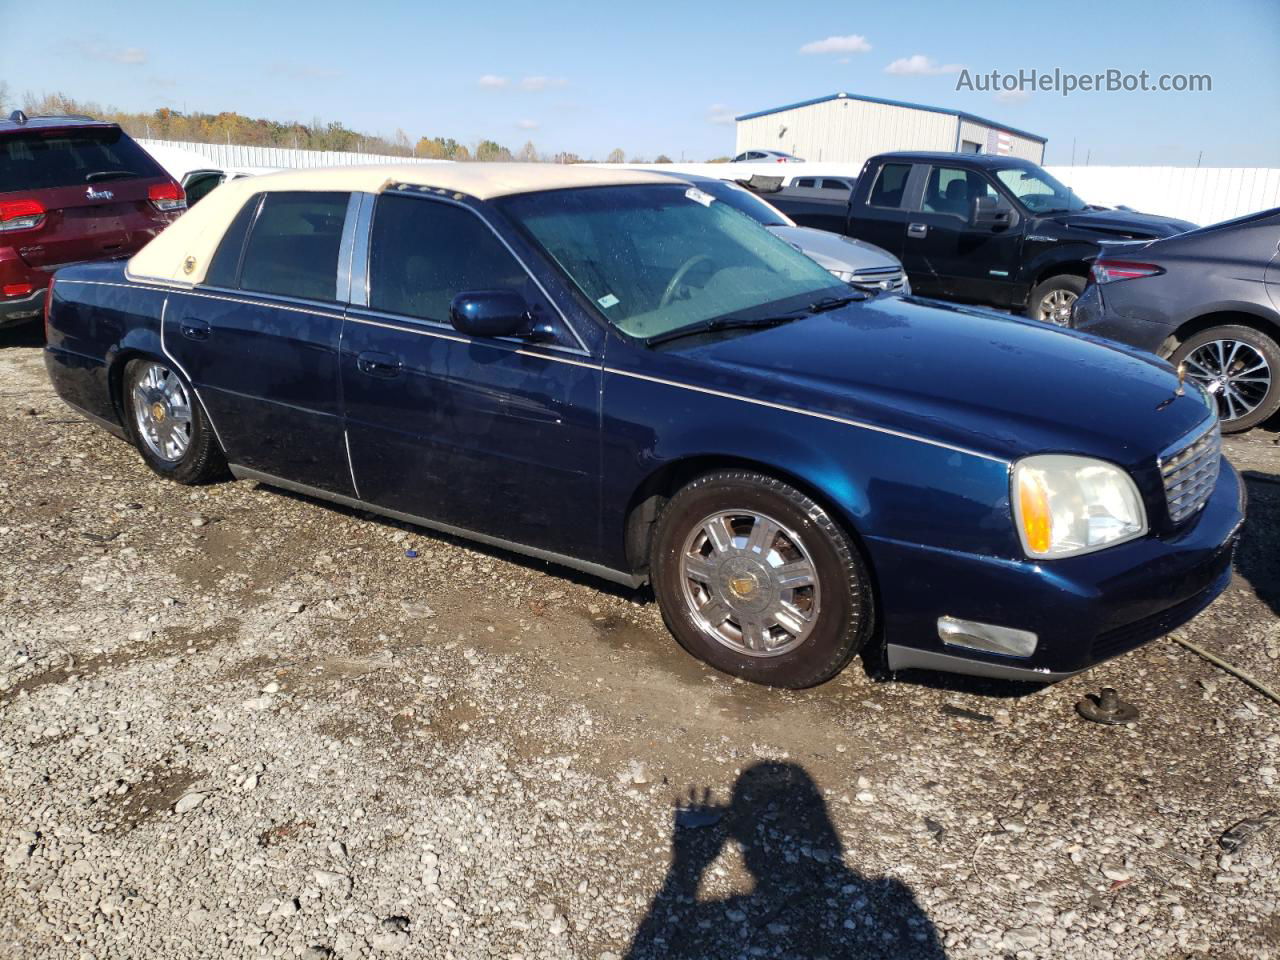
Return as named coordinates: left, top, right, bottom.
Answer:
left=1027, top=274, right=1086, bottom=326
left=651, top=470, right=873, bottom=688
left=122, top=358, right=226, bottom=484
left=1171, top=325, right=1280, bottom=433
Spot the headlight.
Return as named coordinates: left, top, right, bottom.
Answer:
left=1013, top=455, right=1147, bottom=558
left=830, top=269, right=855, bottom=283
left=900, top=275, right=911, bottom=296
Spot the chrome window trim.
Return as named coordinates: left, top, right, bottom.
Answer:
left=344, top=305, right=590, bottom=357
left=336, top=192, right=363, bottom=303
left=378, top=188, right=590, bottom=354
left=348, top=192, right=374, bottom=308
left=184, top=284, right=346, bottom=320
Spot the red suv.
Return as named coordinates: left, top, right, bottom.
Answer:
left=0, top=110, right=185, bottom=328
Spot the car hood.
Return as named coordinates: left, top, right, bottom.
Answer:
left=668, top=297, right=1213, bottom=465
left=1051, top=208, right=1197, bottom=239
left=766, top=226, right=902, bottom=273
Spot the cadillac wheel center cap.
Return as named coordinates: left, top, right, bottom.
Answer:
left=729, top=576, right=758, bottom=598
left=151, top=401, right=167, bottom=423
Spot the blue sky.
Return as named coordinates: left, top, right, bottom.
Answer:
left=6, top=0, right=1278, bottom=165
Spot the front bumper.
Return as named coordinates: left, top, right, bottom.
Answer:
left=873, top=458, right=1245, bottom=682
left=0, top=287, right=46, bottom=328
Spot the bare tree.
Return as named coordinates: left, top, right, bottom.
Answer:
left=606, top=147, right=625, bottom=164
left=0, top=82, right=10, bottom=114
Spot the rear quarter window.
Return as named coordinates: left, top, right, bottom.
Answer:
left=237, top=192, right=350, bottom=302
left=0, top=127, right=164, bottom=192
left=868, top=163, right=912, bottom=209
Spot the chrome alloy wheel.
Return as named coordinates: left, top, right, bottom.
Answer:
left=131, top=362, right=193, bottom=463
left=1183, top=339, right=1272, bottom=423
left=678, top=510, right=821, bottom=658
left=1038, top=288, right=1077, bottom=326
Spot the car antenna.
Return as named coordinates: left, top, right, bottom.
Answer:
left=9, top=110, right=29, bottom=125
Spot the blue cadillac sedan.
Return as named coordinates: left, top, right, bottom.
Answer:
left=43, top=164, right=1243, bottom=688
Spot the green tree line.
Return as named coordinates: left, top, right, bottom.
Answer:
left=4, top=89, right=687, bottom=164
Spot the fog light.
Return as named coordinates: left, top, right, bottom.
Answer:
left=937, top=616, right=1038, bottom=658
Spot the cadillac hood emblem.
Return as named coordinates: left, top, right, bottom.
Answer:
left=1175, top=361, right=1187, bottom=397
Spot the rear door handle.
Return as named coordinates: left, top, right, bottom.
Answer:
left=180, top=318, right=210, bottom=341
left=356, top=351, right=402, bottom=379
left=907, top=223, right=928, bottom=239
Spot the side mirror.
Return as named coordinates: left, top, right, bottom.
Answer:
left=449, top=290, right=537, bottom=339
left=970, top=194, right=1013, bottom=230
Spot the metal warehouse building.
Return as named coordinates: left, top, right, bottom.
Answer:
left=735, top=92, right=1046, bottom=167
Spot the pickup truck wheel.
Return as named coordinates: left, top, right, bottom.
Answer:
left=122, top=359, right=225, bottom=484
left=1027, top=274, right=1086, bottom=326
left=1171, top=325, right=1280, bottom=433
left=651, top=470, right=873, bottom=688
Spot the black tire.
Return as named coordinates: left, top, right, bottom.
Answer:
left=1170, top=325, right=1280, bottom=433
left=651, top=470, right=873, bottom=688
left=1026, top=274, right=1086, bottom=326
left=121, top=358, right=226, bottom=484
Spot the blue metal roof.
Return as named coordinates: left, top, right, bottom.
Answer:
left=734, top=92, right=1047, bottom=144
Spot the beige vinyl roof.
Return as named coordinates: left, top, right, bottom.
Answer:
left=127, top=163, right=681, bottom=287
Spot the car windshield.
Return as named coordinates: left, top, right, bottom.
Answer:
left=689, top=180, right=790, bottom=227
left=994, top=166, right=1088, bottom=214
left=0, top=128, right=163, bottom=192
left=500, top=184, right=845, bottom=340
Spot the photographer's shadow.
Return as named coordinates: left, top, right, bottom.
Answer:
left=626, top=762, right=946, bottom=960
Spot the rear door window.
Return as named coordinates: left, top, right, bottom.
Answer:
left=367, top=194, right=534, bottom=325
left=0, top=127, right=164, bottom=192
left=237, top=192, right=349, bottom=302
left=867, top=163, right=912, bottom=208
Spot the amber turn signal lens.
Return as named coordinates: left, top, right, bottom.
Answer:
left=1018, top=468, right=1053, bottom=555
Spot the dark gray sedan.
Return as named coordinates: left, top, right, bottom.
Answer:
left=1073, top=208, right=1280, bottom=432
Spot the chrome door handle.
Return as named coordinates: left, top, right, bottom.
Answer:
left=907, top=223, right=928, bottom=239
left=180, top=318, right=210, bottom=340
left=356, top=351, right=401, bottom=379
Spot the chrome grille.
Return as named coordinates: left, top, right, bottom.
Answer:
left=848, top=266, right=906, bottom=294
left=1160, top=421, right=1222, bottom=524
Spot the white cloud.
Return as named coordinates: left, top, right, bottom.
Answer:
left=885, top=54, right=963, bottom=76
left=521, top=75, right=567, bottom=91
left=78, top=40, right=148, bottom=66
left=799, top=34, right=871, bottom=55
left=517, top=119, right=539, bottom=130
left=478, top=74, right=508, bottom=88
left=707, top=104, right=736, bottom=126
left=995, top=88, right=1031, bottom=104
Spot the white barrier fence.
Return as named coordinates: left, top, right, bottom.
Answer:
left=137, top=139, right=449, bottom=172
left=138, top=140, right=1279, bottom=228
left=1045, top=167, right=1280, bottom=227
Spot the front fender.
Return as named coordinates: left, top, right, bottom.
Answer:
left=599, top=365, right=1018, bottom=573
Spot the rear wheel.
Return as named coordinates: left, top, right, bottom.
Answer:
left=1171, top=325, right=1280, bottom=433
left=122, top=358, right=225, bottom=484
left=1027, top=274, right=1086, bottom=326
left=651, top=470, right=873, bottom=688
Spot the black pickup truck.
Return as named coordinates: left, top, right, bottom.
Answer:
left=761, top=151, right=1196, bottom=323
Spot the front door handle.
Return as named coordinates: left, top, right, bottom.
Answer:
left=907, top=223, right=928, bottom=239
left=180, top=318, right=210, bottom=341
left=356, top=351, right=402, bottom=379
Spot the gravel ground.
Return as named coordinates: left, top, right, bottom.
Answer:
left=1, top=327, right=1278, bottom=960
